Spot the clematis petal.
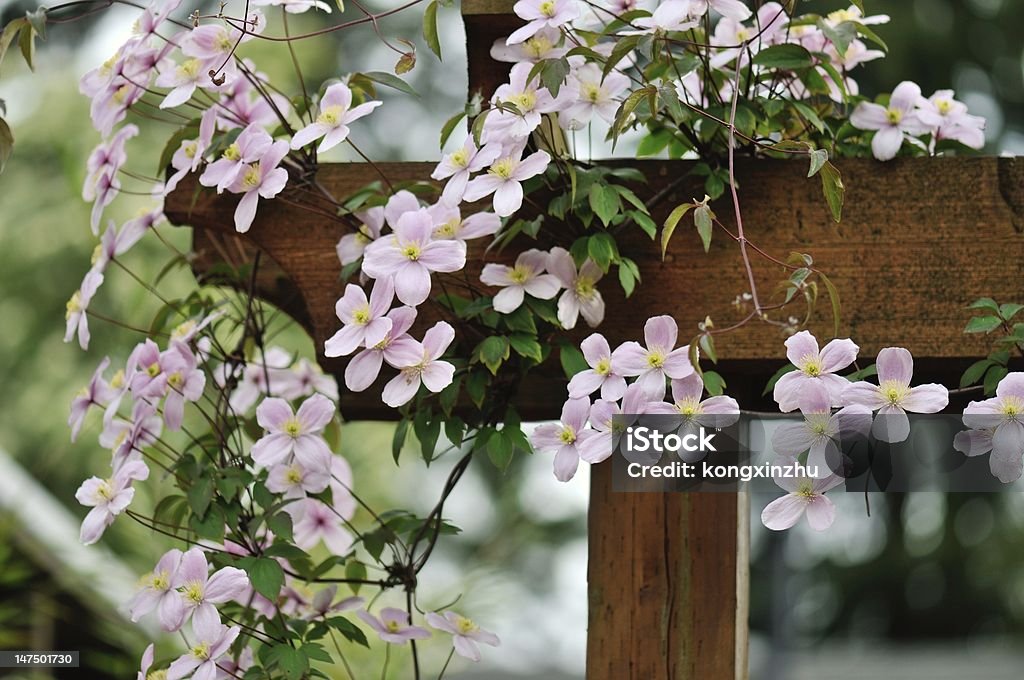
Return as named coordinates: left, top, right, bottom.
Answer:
left=875, top=347, right=913, bottom=385
left=804, top=495, right=836, bottom=531
left=902, top=383, right=948, bottom=414
left=761, top=495, right=806, bottom=530
left=784, top=330, right=819, bottom=368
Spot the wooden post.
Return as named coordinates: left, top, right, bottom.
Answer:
left=164, top=3, right=1024, bottom=677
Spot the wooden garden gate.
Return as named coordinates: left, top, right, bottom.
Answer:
left=166, top=1, right=1024, bottom=677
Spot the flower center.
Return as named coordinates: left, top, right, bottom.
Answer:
left=646, top=351, right=665, bottom=369
left=318, top=105, right=344, bottom=126
left=385, top=620, right=401, bottom=633
left=353, top=306, right=371, bottom=324
left=223, top=143, right=241, bottom=161
left=402, top=243, right=422, bottom=260
left=509, top=91, right=537, bottom=112
left=147, top=671, right=168, bottom=680
left=216, top=33, right=233, bottom=52
left=796, top=481, right=815, bottom=499
left=178, top=58, right=201, bottom=80
left=242, top=163, right=261, bottom=189
left=879, top=380, right=909, bottom=406
left=114, top=84, right=132, bottom=104
left=191, top=641, right=211, bottom=661
left=66, top=291, right=83, bottom=318
left=91, top=244, right=103, bottom=265
left=449, top=148, right=469, bottom=168
left=110, top=369, right=125, bottom=389
left=1001, top=396, right=1024, bottom=418
left=184, top=581, right=205, bottom=604
left=283, top=418, right=303, bottom=437
left=489, top=157, right=517, bottom=180
left=539, top=0, right=556, bottom=16
left=885, top=108, right=903, bottom=124
left=147, top=362, right=161, bottom=378
left=151, top=570, right=170, bottom=591
left=675, top=397, right=701, bottom=416
left=574, top=277, right=595, bottom=298
left=595, top=358, right=611, bottom=376
left=827, top=8, right=856, bottom=23
left=936, top=99, right=952, bottom=115
left=95, top=480, right=114, bottom=502
left=802, top=358, right=822, bottom=377
left=559, top=427, right=577, bottom=444
left=285, top=466, right=303, bottom=484
left=582, top=83, right=601, bottom=103
left=184, top=141, right=198, bottom=159
left=509, top=265, right=531, bottom=284
left=433, top=219, right=460, bottom=238
left=455, top=616, right=478, bottom=634
left=524, top=35, right=553, bottom=59
left=167, top=371, right=184, bottom=389
left=735, top=28, right=751, bottom=41
left=172, top=319, right=197, bottom=340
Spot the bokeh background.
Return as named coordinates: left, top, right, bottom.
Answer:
left=0, top=0, right=1022, bottom=678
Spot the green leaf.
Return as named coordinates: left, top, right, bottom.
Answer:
left=819, top=161, right=844, bottom=222
left=267, top=512, right=294, bottom=542
left=272, top=646, right=308, bottom=680
left=18, top=22, right=35, bottom=71
left=661, top=203, right=693, bottom=259
left=752, top=44, right=813, bottom=70
left=486, top=430, right=514, bottom=471
left=818, top=271, right=842, bottom=338
left=698, top=333, right=718, bottom=364
left=362, top=71, right=418, bottom=97
left=817, top=19, right=856, bottom=57
left=618, top=261, right=637, bottom=297
left=852, top=20, right=888, bottom=52
left=423, top=0, right=442, bottom=59
left=984, top=364, right=1009, bottom=396
left=602, top=35, right=640, bottom=79
left=0, top=115, right=12, bottom=175
left=630, top=210, right=657, bottom=239
left=1000, top=303, right=1024, bottom=321
left=960, top=359, right=993, bottom=388
left=613, top=185, right=648, bottom=214
left=965, top=316, right=1002, bottom=334
left=560, top=343, right=588, bottom=378
left=345, top=561, right=367, bottom=594
left=246, top=557, right=285, bottom=600
left=694, top=203, right=713, bottom=253
left=439, top=111, right=465, bottom=148
left=701, top=370, right=726, bottom=396
left=808, top=148, right=828, bottom=177
left=328, top=616, right=369, bottom=647
left=587, top=232, right=617, bottom=271
left=394, top=51, right=416, bottom=75
left=509, top=333, right=543, bottom=362
left=392, top=418, right=409, bottom=463
left=612, top=86, right=656, bottom=140
left=540, top=57, right=571, bottom=97
left=413, top=410, right=441, bottom=463
left=968, top=297, right=1000, bottom=313
left=0, top=19, right=27, bottom=72
left=187, top=476, right=214, bottom=518
left=477, top=336, right=510, bottom=374
left=588, top=183, right=622, bottom=227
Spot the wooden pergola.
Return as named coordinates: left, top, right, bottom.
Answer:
left=166, top=2, right=1024, bottom=676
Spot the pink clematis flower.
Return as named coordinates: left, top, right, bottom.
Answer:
left=64, top=270, right=104, bottom=350
left=290, top=82, right=382, bottom=153
left=426, top=611, right=500, bottom=662
left=426, top=202, right=502, bottom=242
left=692, top=0, right=752, bottom=21
left=560, top=63, right=629, bottom=130
left=431, top=137, right=502, bottom=205
left=959, top=372, right=1024, bottom=483
left=251, top=394, right=335, bottom=470
left=172, top=547, right=250, bottom=631
left=761, top=468, right=845, bottom=531
left=162, top=342, right=207, bottom=430
left=91, top=215, right=151, bottom=276
left=358, top=608, right=431, bottom=644
left=850, top=81, right=930, bottom=160
left=266, top=458, right=331, bottom=498
left=529, top=397, right=597, bottom=481
left=546, top=247, right=605, bottom=330
left=625, top=0, right=700, bottom=34
left=163, top=108, right=218, bottom=196
left=166, top=617, right=241, bottom=680
left=155, top=57, right=214, bottom=109
left=615, top=315, right=694, bottom=399
left=507, top=0, right=580, bottom=45
left=137, top=643, right=157, bottom=680
left=489, top=63, right=567, bottom=139
left=463, top=150, right=551, bottom=218
left=667, top=374, right=741, bottom=461
left=770, top=381, right=871, bottom=473
left=69, top=357, right=116, bottom=442
left=842, top=347, right=948, bottom=443
left=772, top=330, right=859, bottom=412
left=491, top=26, right=566, bottom=63
left=362, top=209, right=467, bottom=306
left=344, top=306, right=419, bottom=392
left=336, top=206, right=384, bottom=266
left=567, top=333, right=628, bottom=400
left=200, top=123, right=273, bottom=193
left=324, top=278, right=395, bottom=357
left=288, top=498, right=354, bottom=555
left=129, top=548, right=185, bottom=629
left=916, top=89, right=985, bottom=149
left=75, top=459, right=149, bottom=545
left=480, top=248, right=560, bottom=313
left=381, top=322, right=457, bottom=407
left=83, top=124, right=138, bottom=208
left=229, top=139, right=289, bottom=233
left=578, top=384, right=658, bottom=465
